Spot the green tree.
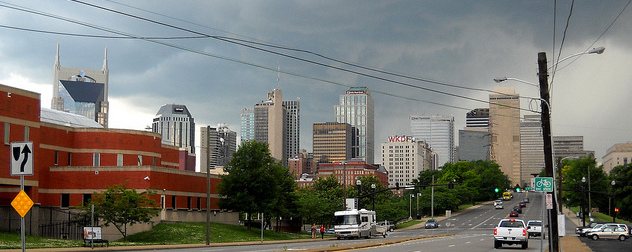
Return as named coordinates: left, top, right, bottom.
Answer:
left=311, top=175, right=344, bottom=224
left=80, top=183, right=159, bottom=240
left=560, top=157, right=609, bottom=212
left=472, top=160, right=510, bottom=201
left=217, top=141, right=296, bottom=231
left=294, top=187, right=330, bottom=225
left=609, top=164, right=632, bottom=221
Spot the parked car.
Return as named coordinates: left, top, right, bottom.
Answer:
left=576, top=222, right=604, bottom=236
left=378, top=220, right=395, bottom=232
left=425, top=219, right=438, bottom=229
left=581, top=223, right=606, bottom=237
left=526, top=220, right=544, bottom=238
left=510, top=211, right=519, bottom=217
left=588, top=224, right=629, bottom=241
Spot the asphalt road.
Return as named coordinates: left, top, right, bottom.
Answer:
left=113, top=192, right=631, bottom=252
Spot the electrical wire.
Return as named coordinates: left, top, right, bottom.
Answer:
left=555, top=0, right=632, bottom=72
left=0, top=1, right=495, bottom=114
left=550, top=0, right=574, bottom=91
left=70, top=0, right=533, bottom=102
left=0, top=24, right=210, bottom=39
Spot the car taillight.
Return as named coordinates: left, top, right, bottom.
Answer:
left=494, top=228, right=498, bottom=235
left=523, top=229, right=527, bottom=236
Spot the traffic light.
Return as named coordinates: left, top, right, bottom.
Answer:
left=395, top=182, right=399, bottom=190
left=516, top=188, right=520, bottom=192
left=495, top=188, right=499, bottom=193
left=448, top=182, right=454, bottom=189
left=615, top=208, right=620, bottom=213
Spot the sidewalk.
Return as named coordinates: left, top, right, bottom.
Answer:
left=549, top=206, right=592, bottom=252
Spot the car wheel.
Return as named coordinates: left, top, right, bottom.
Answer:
left=494, top=240, right=501, bottom=248
left=389, top=227, right=394, bottom=232
left=591, top=234, right=599, bottom=240
left=619, top=235, right=626, bottom=241
left=521, top=241, right=528, bottom=249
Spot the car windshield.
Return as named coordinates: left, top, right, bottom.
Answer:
left=528, top=222, right=541, bottom=226
left=500, top=221, right=524, bottom=228
left=427, top=219, right=436, bottom=223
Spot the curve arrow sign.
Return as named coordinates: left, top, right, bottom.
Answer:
left=20, top=145, right=31, bottom=173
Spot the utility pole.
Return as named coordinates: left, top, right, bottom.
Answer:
left=538, top=52, right=559, bottom=252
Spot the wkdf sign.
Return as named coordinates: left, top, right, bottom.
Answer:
left=11, top=141, right=33, bottom=176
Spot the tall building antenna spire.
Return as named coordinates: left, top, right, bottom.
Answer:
left=276, top=60, right=280, bottom=89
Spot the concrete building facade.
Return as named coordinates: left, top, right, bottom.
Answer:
left=200, top=124, right=237, bottom=172
left=334, top=87, right=374, bottom=164
left=250, top=89, right=300, bottom=165
left=489, top=86, right=521, bottom=186
left=381, top=135, right=433, bottom=188
left=520, top=114, right=544, bottom=185
left=603, top=142, right=632, bottom=174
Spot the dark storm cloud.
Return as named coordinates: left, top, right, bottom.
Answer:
left=2, top=0, right=632, bottom=164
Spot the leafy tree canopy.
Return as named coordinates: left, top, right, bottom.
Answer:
left=80, top=183, right=159, bottom=240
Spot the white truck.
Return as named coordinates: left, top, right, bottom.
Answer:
left=334, top=209, right=387, bottom=239
left=526, top=220, right=544, bottom=238
left=494, top=218, right=528, bottom=249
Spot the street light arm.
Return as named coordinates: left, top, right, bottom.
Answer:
left=549, top=47, right=605, bottom=70
left=494, top=77, right=539, bottom=87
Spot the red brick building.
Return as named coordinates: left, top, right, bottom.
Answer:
left=298, top=160, right=388, bottom=188
left=0, top=84, right=235, bottom=239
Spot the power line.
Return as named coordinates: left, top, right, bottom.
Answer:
left=0, top=24, right=210, bottom=39
left=0, top=1, right=488, bottom=113
left=556, top=0, right=632, bottom=72
left=66, top=0, right=534, bottom=112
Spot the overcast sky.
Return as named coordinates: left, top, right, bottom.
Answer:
left=2, top=0, right=632, bottom=170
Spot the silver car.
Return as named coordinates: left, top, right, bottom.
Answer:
left=589, top=224, right=629, bottom=241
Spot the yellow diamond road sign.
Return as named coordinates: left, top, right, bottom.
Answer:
left=11, top=190, right=34, bottom=217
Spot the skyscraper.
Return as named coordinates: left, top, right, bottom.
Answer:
left=240, top=108, right=255, bottom=144
left=489, top=86, right=521, bottom=186
left=520, top=114, right=544, bottom=185
left=459, top=108, right=491, bottom=161
left=334, top=87, right=374, bottom=164
left=200, top=124, right=237, bottom=171
left=52, top=44, right=109, bottom=127
left=312, top=122, right=353, bottom=164
left=410, top=115, right=455, bottom=167
left=249, top=89, right=300, bottom=165
left=152, top=104, right=195, bottom=154
left=283, top=99, right=300, bottom=163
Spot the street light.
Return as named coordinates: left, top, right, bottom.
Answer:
left=611, top=180, right=616, bottom=222
left=371, top=183, right=376, bottom=211
left=409, top=193, right=415, bottom=220
left=356, top=179, right=362, bottom=210
left=581, top=176, right=586, bottom=227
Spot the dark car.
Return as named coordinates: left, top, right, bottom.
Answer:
left=425, top=219, right=438, bottom=229
left=510, top=211, right=519, bottom=217
left=518, top=202, right=526, bottom=208
left=513, top=206, right=523, bottom=213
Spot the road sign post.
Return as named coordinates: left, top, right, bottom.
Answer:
left=10, top=141, right=33, bottom=252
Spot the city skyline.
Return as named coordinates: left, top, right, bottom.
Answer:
left=3, top=1, right=632, bottom=170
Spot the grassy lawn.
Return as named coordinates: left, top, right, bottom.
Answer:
left=0, top=222, right=314, bottom=249
left=0, top=232, right=83, bottom=249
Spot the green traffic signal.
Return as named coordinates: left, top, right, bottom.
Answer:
left=494, top=188, right=499, bottom=193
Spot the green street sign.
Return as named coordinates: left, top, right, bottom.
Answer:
left=534, top=177, right=553, bottom=192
